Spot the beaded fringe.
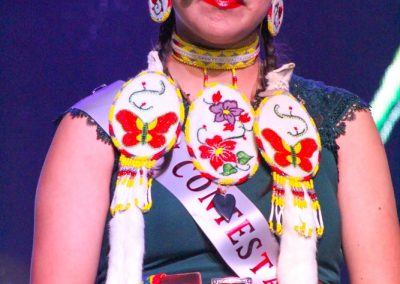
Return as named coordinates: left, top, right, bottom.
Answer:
left=269, top=172, right=324, bottom=238
left=110, top=155, right=156, bottom=215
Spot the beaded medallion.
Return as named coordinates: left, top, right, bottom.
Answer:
left=254, top=90, right=324, bottom=237
left=109, top=71, right=184, bottom=213
left=185, top=83, right=259, bottom=185
left=185, top=83, right=259, bottom=221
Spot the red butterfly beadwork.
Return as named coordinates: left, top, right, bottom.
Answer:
left=261, top=128, right=318, bottom=173
left=116, top=110, right=178, bottom=149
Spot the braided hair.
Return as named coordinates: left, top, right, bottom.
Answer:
left=260, top=17, right=277, bottom=90
left=156, top=10, right=175, bottom=66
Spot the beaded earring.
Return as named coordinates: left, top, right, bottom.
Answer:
left=267, top=0, right=284, bottom=37
left=149, top=0, right=172, bottom=23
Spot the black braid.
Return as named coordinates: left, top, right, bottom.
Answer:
left=261, top=17, right=277, bottom=86
left=156, top=11, right=175, bottom=66
left=153, top=12, right=176, bottom=174
left=251, top=17, right=278, bottom=109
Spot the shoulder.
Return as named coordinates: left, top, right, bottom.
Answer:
left=290, top=75, right=369, bottom=156
left=334, top=99, right=400, bottom=284
left=32, top=109, right=117, bottom=284
left=61, top=80, right=125, bottom=144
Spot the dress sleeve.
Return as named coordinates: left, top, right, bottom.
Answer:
left=55, top=80, right=125, bottom=145
left=62, top=108, right=112, bottom=145
left=290, top=75, right=370, bottom=161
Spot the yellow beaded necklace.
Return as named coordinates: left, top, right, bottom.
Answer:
left=171, top=32, right=260, bottom=70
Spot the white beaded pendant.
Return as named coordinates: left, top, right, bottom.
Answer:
left=185, top=83, right=259, bottom=185
left=109, top=71, right=184, bottom=213
left=254, top=90, right=324, bottom=238
left=110, top=71, right=184, bottom=160
left=255, top=91, right=321, bottom=179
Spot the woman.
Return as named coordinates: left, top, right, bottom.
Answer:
left=31, top=1, right=400, bottom=283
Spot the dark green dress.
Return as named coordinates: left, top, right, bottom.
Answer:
left=68, top=75, right=368, bottom=284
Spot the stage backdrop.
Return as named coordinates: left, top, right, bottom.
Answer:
left=1, top=1, right=399, bottom=283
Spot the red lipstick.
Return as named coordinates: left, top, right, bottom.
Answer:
left=203, top=0, right=243, bottom=10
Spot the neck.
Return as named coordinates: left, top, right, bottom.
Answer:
left=176, top=30, right=260, bottom=51
left=166, top=31, right=262, bottom=102
left=166, top=56, right=262, bottom=103
left=170, top=32, right=260, bottom=70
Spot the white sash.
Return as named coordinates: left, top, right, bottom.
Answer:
left=71, top=81, right=280, bottom=283
left=157, top=136, right=279, bottom=284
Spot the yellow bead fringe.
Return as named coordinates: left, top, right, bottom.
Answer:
left=269, top=172, right=324, bottom=238
left=120, top=155, right=156, bottom=169
left=110, top=155, right=156, bottom=215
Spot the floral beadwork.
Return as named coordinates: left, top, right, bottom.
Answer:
left=185, top=83, right=259, bottom=185
left=199, top=135, right=237, bottom=171
left=209, top=99, right=244, bottom=125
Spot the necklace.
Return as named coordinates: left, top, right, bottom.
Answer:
left=171, top=34, right=323, bottom=237
left=170, top=33, right=263, bottom=220
left=171, top=33, right=260, bottom=70
left=170, top=32, right=265, bottom=110
left=107, top=48, right=324, bottom=284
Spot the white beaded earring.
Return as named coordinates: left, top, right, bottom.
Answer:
left=267, top=0, right=284, bottom=36
left=149, top=0, right=172, bottom=23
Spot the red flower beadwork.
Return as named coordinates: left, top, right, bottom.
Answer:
left=238, top=112, right=251, bottom=123
left=212, top=90, right=222, bottom=103
left=199, top=135, right=237, bottom=170
left=223, top=122, right=235, bottom=132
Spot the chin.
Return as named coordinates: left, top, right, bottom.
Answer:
left=174, top=0, right=265, bottom=48
left=197, top=31, right=252, bottom=49
left=178, top=18, right=258, bottom=49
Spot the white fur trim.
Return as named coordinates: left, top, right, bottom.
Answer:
left=147, top=50, right=164, bottom=72
left=277, top=184, right=318, bottom=284
left=106, top=206, right=145, bottom=284
left=264, top=63, right=295, bottom=93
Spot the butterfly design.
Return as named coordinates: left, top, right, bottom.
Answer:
left=116, top=110, right=178, bottom=149
left=261, top=128, right=318, bottom=172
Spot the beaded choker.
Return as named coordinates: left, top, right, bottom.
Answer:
left=171, top=32, right=260, bottom=70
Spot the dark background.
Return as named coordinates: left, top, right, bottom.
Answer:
left=1, top=1, right=399, bottom=283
